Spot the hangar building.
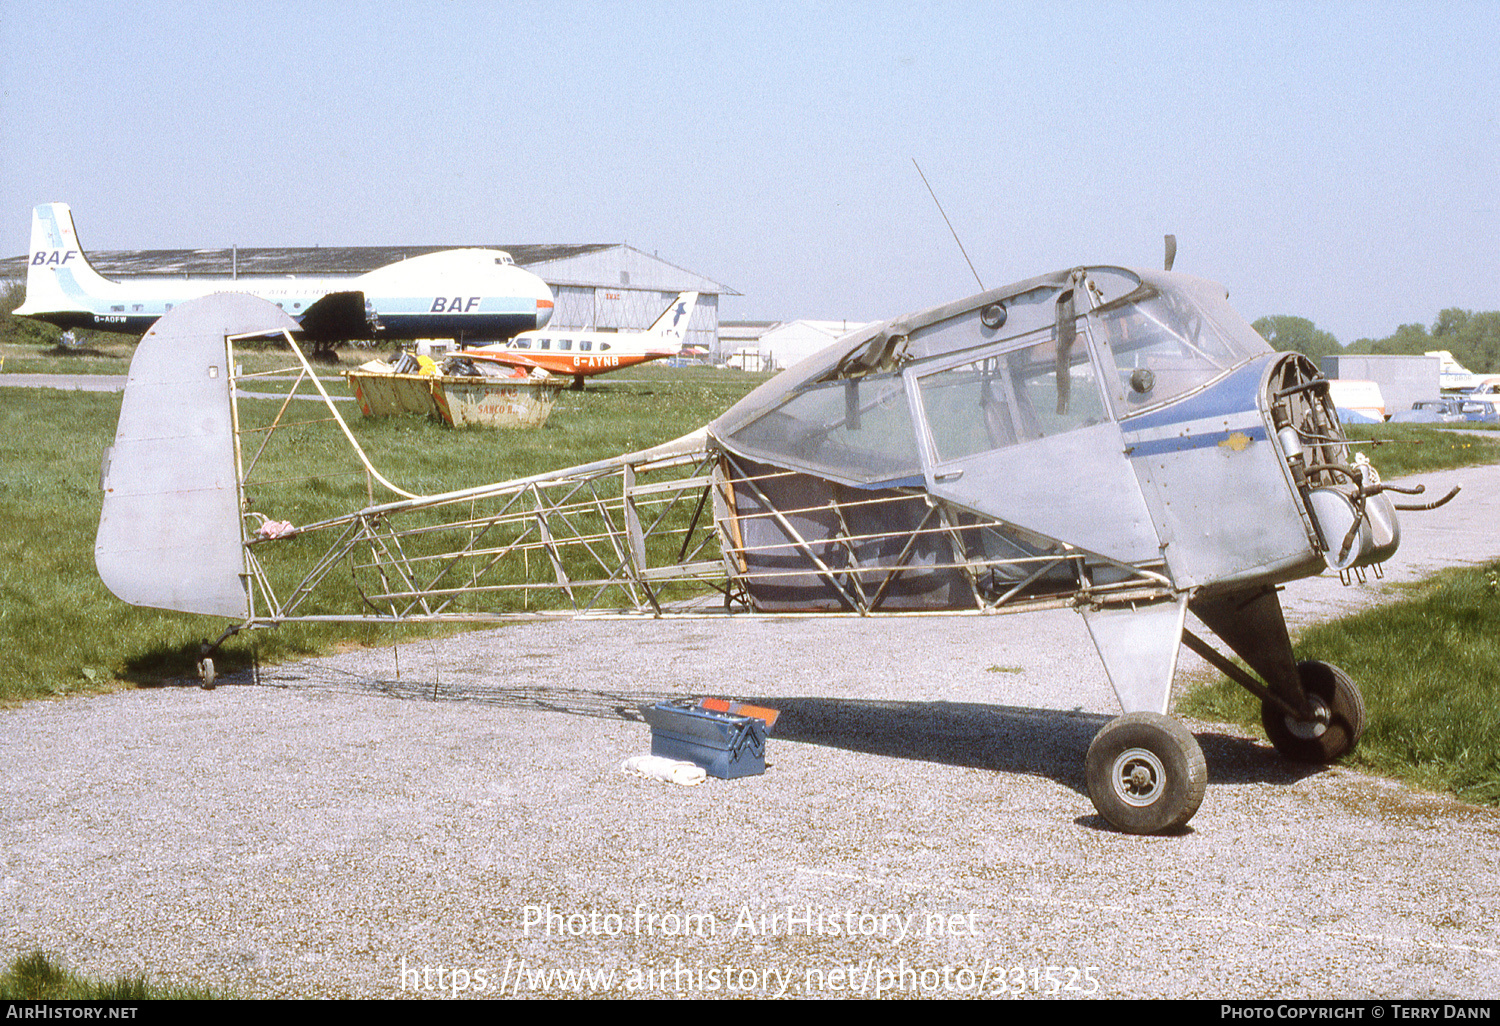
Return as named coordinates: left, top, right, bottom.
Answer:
left=1, top=243, right=737, bottom=355
left=720, top=319, right=874, bottom=371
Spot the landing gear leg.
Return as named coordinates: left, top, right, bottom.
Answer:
left=197, top=626, right=241, bottom=690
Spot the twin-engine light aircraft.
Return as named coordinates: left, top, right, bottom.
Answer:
left=15, top=203, right=555, bottom=344
left=462, top=291, right=700, bottom=389
left=93, top=260, right=1454, bottom=834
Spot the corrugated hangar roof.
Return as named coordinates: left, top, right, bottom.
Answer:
left=1, top=241, right=739, bottom=298
left=0, top=244, right=619, bottom=279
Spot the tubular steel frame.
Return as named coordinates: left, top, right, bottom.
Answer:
left=225, top=332, right=1175, bottom=635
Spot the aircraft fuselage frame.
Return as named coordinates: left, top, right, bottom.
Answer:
left=91, top=262, right=1450, bottom=835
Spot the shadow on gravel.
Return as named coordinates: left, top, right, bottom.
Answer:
left=749, top=696, right=1324, bottom=798
left=226, top=664, right=1327, bottom=799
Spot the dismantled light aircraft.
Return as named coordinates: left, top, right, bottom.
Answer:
left=463, top=292, right=700, bottom=389
left=14, top=203, right=555, bottom=344
left=94, top=260, right=1458, bottom=833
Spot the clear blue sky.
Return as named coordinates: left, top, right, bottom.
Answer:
left=3, top=0, right=1495, bottom=344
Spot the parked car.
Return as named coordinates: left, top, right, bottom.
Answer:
left=1455, top=398, right=1500, bottom=423
left=1390, top=398, right=1499, bottom=424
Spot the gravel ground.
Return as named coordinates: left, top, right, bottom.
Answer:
left=2, top=463, right=1498, bottom=1000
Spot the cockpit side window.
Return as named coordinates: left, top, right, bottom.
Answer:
left=917, top=329, right=1108, bottom=462
left=722, top=372, right=922, bottom=486
left=1096, top=287, right=1265, bottom=411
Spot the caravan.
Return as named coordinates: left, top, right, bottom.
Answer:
left=1326, top=379, right=1387, bottom=422
left=1467, top=376, right=1500, bottom=416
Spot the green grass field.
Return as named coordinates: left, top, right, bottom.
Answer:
left=1345, top=422, right=1500, bottom=476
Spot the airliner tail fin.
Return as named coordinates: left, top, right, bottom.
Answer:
left=646, top=292, right=699, bottom=343
left=15, top=203, right=114, bottom=319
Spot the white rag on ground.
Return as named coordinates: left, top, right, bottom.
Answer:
left=620, top=755, right=707, bottom=786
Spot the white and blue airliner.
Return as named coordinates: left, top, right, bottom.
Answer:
left=15, top=203, right=555, bottom=343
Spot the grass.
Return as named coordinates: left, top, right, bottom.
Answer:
left=1345, top=422, right=1500, bottom=476
left=0, top=359, right=771, bottom=703
left=1180, top=562, right=1500, bottom=806
left=0, top=335, right=350, bottom=376
left=0, top=949, right=227, bottom=1000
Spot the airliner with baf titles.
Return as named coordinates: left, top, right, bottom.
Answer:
left=462, top=291, right=699, bottom=389
left=13, top=203, right=555, bottom=344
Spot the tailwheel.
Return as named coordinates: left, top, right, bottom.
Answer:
left=1085, top=712, right=1207, bottom=834
left=1261, top=660, right=1365, bottom=763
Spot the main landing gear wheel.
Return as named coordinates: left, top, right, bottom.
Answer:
left=1086, top=712, right=1207, bottom=835
left=1261, top=660, right=1365, bottom=763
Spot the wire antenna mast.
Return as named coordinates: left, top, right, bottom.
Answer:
left=913, top=158, right=985, bottom=292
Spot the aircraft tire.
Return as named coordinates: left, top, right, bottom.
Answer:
left=1085, top=712, right=1207, bottom=835
left=1260, top=660, right=1365, bottom=764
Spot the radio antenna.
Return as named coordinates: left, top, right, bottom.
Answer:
left=913, top=158, right=984, bottom=291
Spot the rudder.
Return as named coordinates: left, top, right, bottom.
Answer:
left=96, top=293, right=299, bottom=618
left=647, top=292, right=699, bottom=342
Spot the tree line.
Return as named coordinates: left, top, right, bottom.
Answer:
left=1252, top=310, right=1500, bottom=375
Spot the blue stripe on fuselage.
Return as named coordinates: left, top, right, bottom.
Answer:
left=1119, top=359, right=1270, bottom=458
left=39, top=308, right=537, bottom=342
left=375, top=311, right=538, bottom=340
left=1124, top=423, right=1269, bottom=457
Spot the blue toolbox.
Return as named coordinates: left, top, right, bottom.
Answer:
left=641, top=698, right=777, bottom=779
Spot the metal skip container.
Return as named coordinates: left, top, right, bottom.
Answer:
left=346, top=359, right=567, bottom=428
left=434, top=373, right=567, bottom=428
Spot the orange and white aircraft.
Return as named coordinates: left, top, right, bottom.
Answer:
left=463, top=292, right=698, bottom=389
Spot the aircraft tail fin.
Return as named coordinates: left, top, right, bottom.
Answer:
left=14, top=203, right=114, bottom=318
left=647, top=292, right=699, bottom=342
left=96, top=293, right=300, bottom=619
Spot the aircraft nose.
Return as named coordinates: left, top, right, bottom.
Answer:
left=536, top=295, right=554, bottom=329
